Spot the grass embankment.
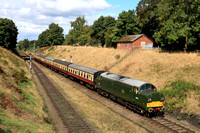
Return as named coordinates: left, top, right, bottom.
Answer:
left=0, top=47, right=53, bottom=132
left=37, top=45, right=200, bottom=115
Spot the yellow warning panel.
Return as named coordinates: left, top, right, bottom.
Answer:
left=147, top=101, right=163, bottom=107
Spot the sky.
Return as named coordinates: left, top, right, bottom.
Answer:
left=0, top=0, right=140, bottom=42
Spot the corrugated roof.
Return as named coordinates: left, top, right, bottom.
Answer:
left=117, top=34, right=144, bottom=43
left=101, top=72, right=148, bottom=87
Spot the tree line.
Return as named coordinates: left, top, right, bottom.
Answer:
left=1, top=0, right=199, bottom=52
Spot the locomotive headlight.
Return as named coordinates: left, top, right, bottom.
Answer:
left=160, top=97, right=165, bottom=101
left=148, top=98, right=152, bottom=102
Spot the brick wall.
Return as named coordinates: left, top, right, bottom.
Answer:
left=132, top=36, right=153, bottom=49
left=117, top=42, right=133, bottom=51
left=117, top=35, right=153, bottom=51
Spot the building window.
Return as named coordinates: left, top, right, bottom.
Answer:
left=125, top=43, right=127, bottom=47
left=121, top=44, right=123, bottom=47
left=129, top=43, right=131, bottom=47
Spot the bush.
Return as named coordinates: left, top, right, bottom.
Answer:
left=12, top=69, right=28, bottom=84
left=160, top=80, right=200, bottom=113
left=115, top=54, right=120, bottom=59
left=177, top=115, right=182, bottom=120
left=48, top=46, right=54, bottom=52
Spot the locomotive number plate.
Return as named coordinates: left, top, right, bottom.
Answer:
left=147, top=101, right=163, bottom=107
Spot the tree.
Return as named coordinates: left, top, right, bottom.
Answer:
left=36, top=29, right=50, bottom=47
left=90, top=16, right=116, bottom=47
left=153, top=0, right=200, bottom=51
left=48, top=23, right=64, bottom=46
left=64, top=16, right=87, bottom=45
left=0, top=18, right=18, bottom=51
left=17, top=39, right=31, bottom=50
left=104, top=26, right=115, bottom=47
left=112, top=10, right=141, bottom=43
left=36, top=23, right=64, bottom=47
left=136, top=0, right=160, bottom=42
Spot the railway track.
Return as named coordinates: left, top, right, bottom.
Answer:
left=18, top=51, right=197, bottom=133
left=142, top=116, right=195, bottom=133
left=18, top=52, right=93, bottom=133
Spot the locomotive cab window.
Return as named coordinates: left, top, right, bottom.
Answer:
left=139, top=84, right=156, bottom=92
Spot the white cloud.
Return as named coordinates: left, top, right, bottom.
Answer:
left=26, top=0, right=111, bottom=17
left=0, top=0, right=112, bottom=41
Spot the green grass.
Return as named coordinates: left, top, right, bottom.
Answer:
left=48, top=46, right=54, bottom=52
left=177, top=115, right=182, bottom=120
left=0, top=112, right=51, bottom=133
left=160, top=80, right=200, bottom=113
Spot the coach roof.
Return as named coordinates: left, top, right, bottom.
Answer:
left=69, top=64, right=99, bottom=74
left=35, top=53, right=46, bottom=58
left=54, top=59, right=71, bottom=66
left=45, top=56, right=55, bottom=61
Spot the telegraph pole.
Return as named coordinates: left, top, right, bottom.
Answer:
left=30, top=52, right=32, bottom=71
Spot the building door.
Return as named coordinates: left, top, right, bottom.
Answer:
left=141, top=41, right=145, bottom=47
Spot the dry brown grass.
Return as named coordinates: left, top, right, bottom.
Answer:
left=38, top=46, right=200, bottom=116
left=39, top=46, right=200, bottom=90
left=185, top=91, right=200, bottom=114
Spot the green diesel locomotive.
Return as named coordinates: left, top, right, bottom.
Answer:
left=95, top=72, right=165, bottom=115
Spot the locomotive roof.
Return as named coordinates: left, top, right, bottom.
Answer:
left=101, top=72, right=148, bottom=87
left=54, top=59, right=71, bottom=66
left=69, top=64, right=99, bottom=74
left=45, top=56, right=55, bottom=61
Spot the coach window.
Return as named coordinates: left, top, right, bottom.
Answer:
left=89, top=74, right=91, bottom=80
left=80, top=71, right=82, bottom=76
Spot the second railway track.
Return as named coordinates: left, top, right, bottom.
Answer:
left=33, top=62, right=93, bottom=133
left=18, top=52, right=93, bottom=133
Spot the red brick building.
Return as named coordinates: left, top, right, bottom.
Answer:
left=117, top=34, right=154, bottom=51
